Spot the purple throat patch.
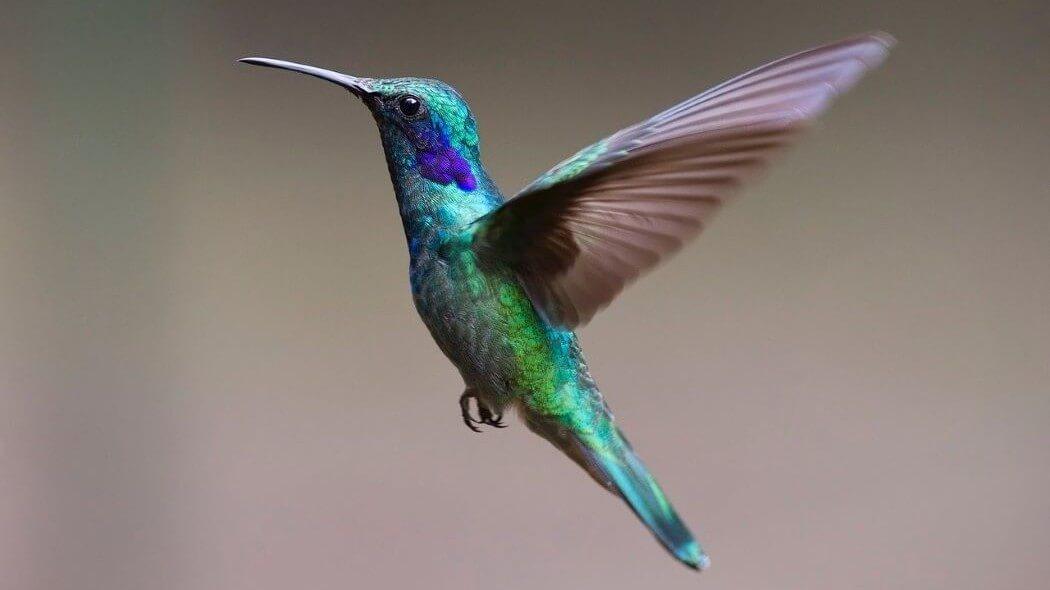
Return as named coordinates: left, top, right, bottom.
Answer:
left=415, top=128, right=477, bottom=191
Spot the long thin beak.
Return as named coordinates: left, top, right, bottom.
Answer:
left=238, top=57, right=374, bottom=96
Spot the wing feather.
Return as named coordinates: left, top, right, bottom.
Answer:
left=472, top=33, right=894, bottom=327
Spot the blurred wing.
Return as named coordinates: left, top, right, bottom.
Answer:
left=472, top=33, right=894, bottom=328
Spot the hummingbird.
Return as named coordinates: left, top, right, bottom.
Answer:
left=240, top=32, right=893, bottom=570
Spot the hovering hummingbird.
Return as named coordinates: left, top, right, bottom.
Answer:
left=240, top=32, right=893, bottom=570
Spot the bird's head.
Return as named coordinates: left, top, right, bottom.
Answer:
left=239, top=57, right=482, bottom=193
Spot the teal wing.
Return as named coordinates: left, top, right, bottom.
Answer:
left=472, top=33, right=894, bottom=328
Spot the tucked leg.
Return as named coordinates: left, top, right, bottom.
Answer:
left=459, top=389, right=482, bottom=433
left=459, top=388, right=507, bottom=432
left=476, top=403, right=507, bottom=428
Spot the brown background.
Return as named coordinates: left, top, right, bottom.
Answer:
left=3, top=1, right=1048, bottom=589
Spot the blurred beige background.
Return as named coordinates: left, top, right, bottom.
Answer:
left=2, top=1, right=1048, bottom=589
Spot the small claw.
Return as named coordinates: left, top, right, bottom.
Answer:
left=460, top=411, right=483, bottom=433
left=460, top=390, right=498, bottom=433
left=459, top=392, right=483, bottom=432
left=459, top=390, right=508, bottom=432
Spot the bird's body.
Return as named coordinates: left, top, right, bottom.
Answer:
left=381, top=119, right=706, bottom=561
left=241, top=32, right=893, bottom=570
left=375, top=95, right=591, bottom=421
left=411, top=237, right=590, bottom=423
left=404, top=189, right=706, bottom=565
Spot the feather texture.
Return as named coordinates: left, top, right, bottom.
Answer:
left=472, top=32, right=894, bottom=327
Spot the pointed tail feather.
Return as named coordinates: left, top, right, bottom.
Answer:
left=592, top=432, right=709, bottom=570
left=534, top=417, right=709, bottom=570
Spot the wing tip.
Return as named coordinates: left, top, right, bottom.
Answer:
left=850, top=31, right=897, bottom=67
left=866, top=30, right=898, bottom=48
left=792, top=31, right=896, bottom=118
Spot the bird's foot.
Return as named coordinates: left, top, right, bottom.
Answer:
left=459, top=392, right=482, bottom=432
left=459, top=390, right=506, bottom=432
left=477, top=403, right=507, bottom=429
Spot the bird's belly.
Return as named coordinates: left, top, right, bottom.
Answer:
left=411, top=261, right=582, bottom=411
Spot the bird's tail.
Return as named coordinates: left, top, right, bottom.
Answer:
left=528, top=416, right=709, bottom=570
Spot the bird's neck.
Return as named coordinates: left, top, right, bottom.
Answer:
left=378, top=130, right=504, bottom=254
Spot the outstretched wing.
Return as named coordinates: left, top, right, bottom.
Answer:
left=471, top=33, right=894, bottom=328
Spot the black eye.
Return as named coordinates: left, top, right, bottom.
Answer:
left=396, top=95, right=423, bottom=118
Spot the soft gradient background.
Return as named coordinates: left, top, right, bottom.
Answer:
left=3, top=1, right=1048, bottom=589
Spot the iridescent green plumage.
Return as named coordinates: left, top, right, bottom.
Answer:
left=420, top=217, right=705, bottom=569
left=240, top=32, right=892, bottom=572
